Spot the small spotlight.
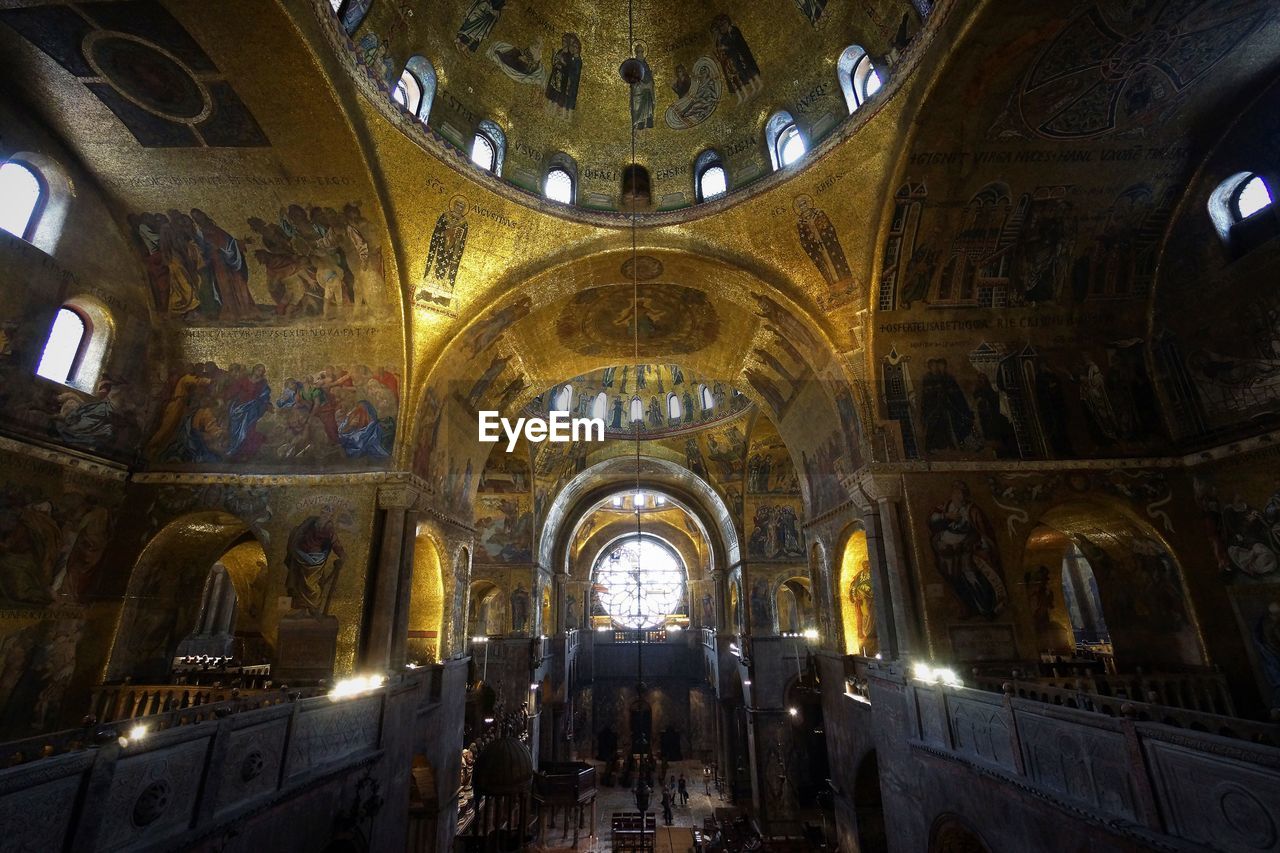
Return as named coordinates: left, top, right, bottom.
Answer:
left=913, top=662, right=934, bottom=682
left=802, top=628, right=819, bottom=640
left=483, top=717, right=495, bottom=724
left=530, top=683, right=540, bottom=690
left=787, top=707, right=799, bottom=717
left=128, top=724, right=148, bottom=742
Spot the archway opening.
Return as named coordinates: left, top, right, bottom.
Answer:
left=108, top=512, right=270, bottom=685
left=1020, top=504, right=1201, bottom=673
left=407, top=527, right=445, bottom=664
left=776, top=576, right=813, bottom=634
left=467, top=580, right=503, bottom=638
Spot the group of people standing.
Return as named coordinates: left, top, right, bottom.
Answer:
left=659, top=772, right=691, bottom=825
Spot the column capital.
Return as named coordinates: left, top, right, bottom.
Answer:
left=854, top=470, right=904, bottom=506
left=377, top=484, right=420, bottom=510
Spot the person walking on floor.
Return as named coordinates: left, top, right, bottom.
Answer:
left=661, top=785, right=674, bottom=825
left=678, top=774, right=688, bottom=805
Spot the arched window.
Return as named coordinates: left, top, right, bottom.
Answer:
left=471, top=119, right=506, bottom=175
left=591, top=391, right=608, bottom=421
left=765, top=110, right=804, bottom=171
left=0, top=159, right=46, bottom=242
left=36, top=306, right=89, bottom=386
left=837, top=46, right=882, bottom=114
left=392, top=69, right=423, bottom=115
left=694, top=149, right=727, bottom=202
left=593, top=534, right=686, bottom=629
left=667, top=393, right=681, bottom=420
left=470, top=134, right=496, bottom=171
left=553, top=384, right=573, bottom=412
left=1233, top=174, right=1273, bottom=220
left=545, top=168, right=573, bottom=204
left=1208, top=171, right=1278, bottom=248
left=403, top=56, right=437, bottom=122
left=700, top=385, right=715, bottom=411
left=630, top=397, right=644, bottom=423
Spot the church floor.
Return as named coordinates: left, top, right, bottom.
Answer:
left=535, top=760, right=724, bottom=852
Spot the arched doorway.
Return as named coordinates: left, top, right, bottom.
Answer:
left=838, top=528, right=877, bottom=655
left=853, top=751, right=887, bottom=853
left=407, top=526, right=445, bottom=664
left=107, top=511, right=270, bottom=683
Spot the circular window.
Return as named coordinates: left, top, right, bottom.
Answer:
left=593, top=534, right=685, bottom=629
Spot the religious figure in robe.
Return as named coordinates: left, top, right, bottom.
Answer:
left=920, top=358, right=977, bottom=453
left=927, top=481, right=1007, bottom=618
left=545, top=33, right=582, bottom=117
left=488, top=38, right=544, bottom=85
left=628, top=44, right=655, bottom=130
left=795, top=194, right=852, bottom=292
left=284, top=506, right=346, bottom=616
left=849, top=559, right=877, bottom=655
left=191, top=208, right=258, bottom=319
left=711, top=14, right=762, bottom=102
left=226, top=363, right=271, bottom=460
left=511, top=584, right=530, bottom=633
left=664, top=57, right=721, bottom=130
left=455, top=0, right=505, bottom=53
left=418, top=197, right=469, bottom=308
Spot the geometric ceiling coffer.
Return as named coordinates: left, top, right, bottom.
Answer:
left=0, top=0, right=269, bottom=147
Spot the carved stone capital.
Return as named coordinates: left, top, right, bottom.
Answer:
left=377, top=484, right=419, bottom=510
left=854, top=470, right=904, bottom=506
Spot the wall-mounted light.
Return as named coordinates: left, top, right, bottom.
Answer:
left=802, top=628, right=819, bottom=641
left=787, top=707, right=799, bottom=717
left=634, top=492, right=646, bottom=507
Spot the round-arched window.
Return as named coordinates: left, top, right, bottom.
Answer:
left=0, top=160, right=45, bottom=241
left=1233, top=174, right=1273, bottom=220
left=593, top=534, right=686, bottom=629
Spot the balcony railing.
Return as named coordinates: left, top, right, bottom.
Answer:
left=899, top=673, right=1280, bottom=852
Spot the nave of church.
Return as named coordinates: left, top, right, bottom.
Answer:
left=0, top=0, right=1279, bottom=851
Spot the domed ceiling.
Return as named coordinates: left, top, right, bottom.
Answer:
left=331, top=0, right=923, bottom=211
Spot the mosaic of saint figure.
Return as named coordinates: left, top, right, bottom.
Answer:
left=545, top=33, right=582, bottom=118
left=920, top=358, right=978, bottom=453
left=488, top=37, right=544, bottom=84
left=665, top=57, right=721, bottom=130
left=849, top=560, right=877, bottom=655
left=418, top=197, right=469, bottom=307
left=927, top=481, right=1007, bottom=618
left=628, top=43, right=655, bottom=130
left=795, top=195, right=852, bottom=293
left=284, top=505, right=347, bottom=616
left=711, top=14, right=761, bottom=103
left=455, top=0, right=505, bottom=53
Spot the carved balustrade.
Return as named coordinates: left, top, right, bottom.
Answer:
left=898, top=672, right=1280, bottom=852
